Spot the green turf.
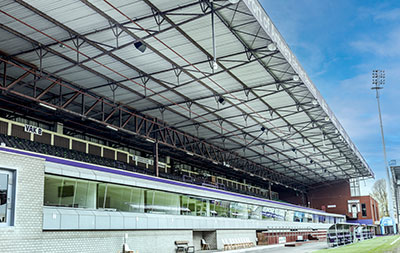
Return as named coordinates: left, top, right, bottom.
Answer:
left=315, top=235, right=400, bottom=253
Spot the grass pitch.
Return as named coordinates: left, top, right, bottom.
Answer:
left=315, top=235, right=400, bottom=253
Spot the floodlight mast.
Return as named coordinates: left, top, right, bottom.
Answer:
left=371, top=69, right=396, bottom=230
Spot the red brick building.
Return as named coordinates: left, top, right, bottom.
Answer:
left=308, top=180, right=379, bottom=225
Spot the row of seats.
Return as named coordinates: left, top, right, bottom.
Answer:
left=0, top=134, right=272, bottom=201
left=0, top=134, right=152, bottom=176
left=222, top=238, right=254, bottom=251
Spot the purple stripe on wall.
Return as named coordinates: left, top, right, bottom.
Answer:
left=0, top=146, right=331, bottom=215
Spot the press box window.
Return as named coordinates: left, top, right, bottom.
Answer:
left=0, top=169, right=16, bottom=227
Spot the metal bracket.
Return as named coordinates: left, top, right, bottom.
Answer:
left=109, top=21, right=124, bottom=48
left=140, top=73, right=150, bottom=98
left=71, top=34, right=85, bottom=63
left=173, top=64, right=183, bottom=85
left=199, top=0, right=210, bottom=13
left=151, top=8, right=165, bottom=31
left=186, top=101, right=193, bottom=118
left=34, top=46, right=49, bottom=76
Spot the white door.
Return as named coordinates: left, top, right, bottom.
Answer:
left=351, top=205, right=358, bottom=218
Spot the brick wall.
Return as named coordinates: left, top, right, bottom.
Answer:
left=349, top=195, right=380, bottom=223
left=308, top=180, right=350, bottom=215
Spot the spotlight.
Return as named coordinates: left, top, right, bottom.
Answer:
left=292, top=148, right=296, bottom=152
left=218, top=96, right=226, bottom=105
left=324, top=116, right=330, bottom=122
left=292, top=75, right=300, bottom=82
left=59, top=43, right=65, bottom=48
left=310, top=160, right=313, bottom=164
left=134, top=41, right=146, bottom=53
left=228, top=0, right=240, bottom=3
left=212, top=61, right=218, bottom=70
left=261, top=126, right=266, bottom=132
left=311, top=99, right=318, bottom=106
left=267, top=43, right=277, bottom=51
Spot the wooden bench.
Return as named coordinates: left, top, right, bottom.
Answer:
left=175, top=241, right=195, bottom=253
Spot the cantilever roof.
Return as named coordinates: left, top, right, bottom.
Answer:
left=0, top=0, right=373, bottom=190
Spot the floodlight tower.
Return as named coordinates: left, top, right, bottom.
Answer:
left=371, top=70, right=395, bottom=231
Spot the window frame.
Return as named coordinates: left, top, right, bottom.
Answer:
left=361, top=203, right=367, bottom=217
left=0, top=168, right=16, bottom=227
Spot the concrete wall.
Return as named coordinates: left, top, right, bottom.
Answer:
left=193, top=231, right=202, bottom=250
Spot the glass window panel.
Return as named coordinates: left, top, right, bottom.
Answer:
left=74, top=179, right=96, bottom=209
left=274, top=209, right=285, bottom=221
left=248, top=205, right=262, bottom=220
left=285, top=210, right=294, bottom=222
left=212, top=200, right=230, bottom=217
left=104, top=184, right=133, bottom=211
left=294, top=211, right=304, bottom=222
left=180, top=195, right=207, bottom=216
left=0, top=173, right=8, bottom=223
left=129, top=188, right=144, bottom=213
left=145, top=190, right=179, bottom=215
left=262, top=207, right=275, bottom=220
left=230, top=202, right=248, bottom=219
left=305, top=213, right=313, bottom=223
left=97, top=183, right=107, bottom=209
left=194, top=197, right=208, bottom=216
left=180, top=195, right=192, bottom=215
left=44, top=175, right=63, bottom=207
left=59, top=178, right=76, bottom=207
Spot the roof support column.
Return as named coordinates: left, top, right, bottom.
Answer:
left=153, top=140, right=159, bottom=177
left=269, top=181, right=272, bottom=200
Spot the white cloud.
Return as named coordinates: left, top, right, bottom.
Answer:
left=350, top=27, right=400, bottom=57
left=373, top=8, right=400, bottom=21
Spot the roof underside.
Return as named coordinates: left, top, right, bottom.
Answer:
left=0, top=0, right=373, bottom=191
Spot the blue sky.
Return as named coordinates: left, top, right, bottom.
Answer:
left=260, top=0, right=400, bottom=194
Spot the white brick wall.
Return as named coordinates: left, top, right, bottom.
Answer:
left=0, top=151, right=194, bottom=253
left=0, top=151, right=45, bottom=253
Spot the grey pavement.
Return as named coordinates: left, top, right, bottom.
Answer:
left=198, top=242, right=330, bottom=253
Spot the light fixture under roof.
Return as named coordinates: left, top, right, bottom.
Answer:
left=145, top=138, right=155, bottom=143
left=311, top=99, right=318, bottom=106
left=134, top=41, right=146, bottom=53
left=228, top=0, right=240, bottom=3
left=292, top=75, right=300, bottom=81
left=218, top=96, right=225, bottom=105
left=267, top=43, right=277, bottom=51
left=324, top=116, right=330, bottom=122
left=261, top=126, right=266, bottom=132
left=106, top=125, right=118, bottom=131
left=212, top=61, right=218, bottom=70
left=39, top=102, right=57, bottom=111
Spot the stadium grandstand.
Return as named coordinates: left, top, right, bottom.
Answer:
left=0, top=0, right=374, bottom=252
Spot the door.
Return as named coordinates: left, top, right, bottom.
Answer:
left=351, top=204, right=358, bottom=218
